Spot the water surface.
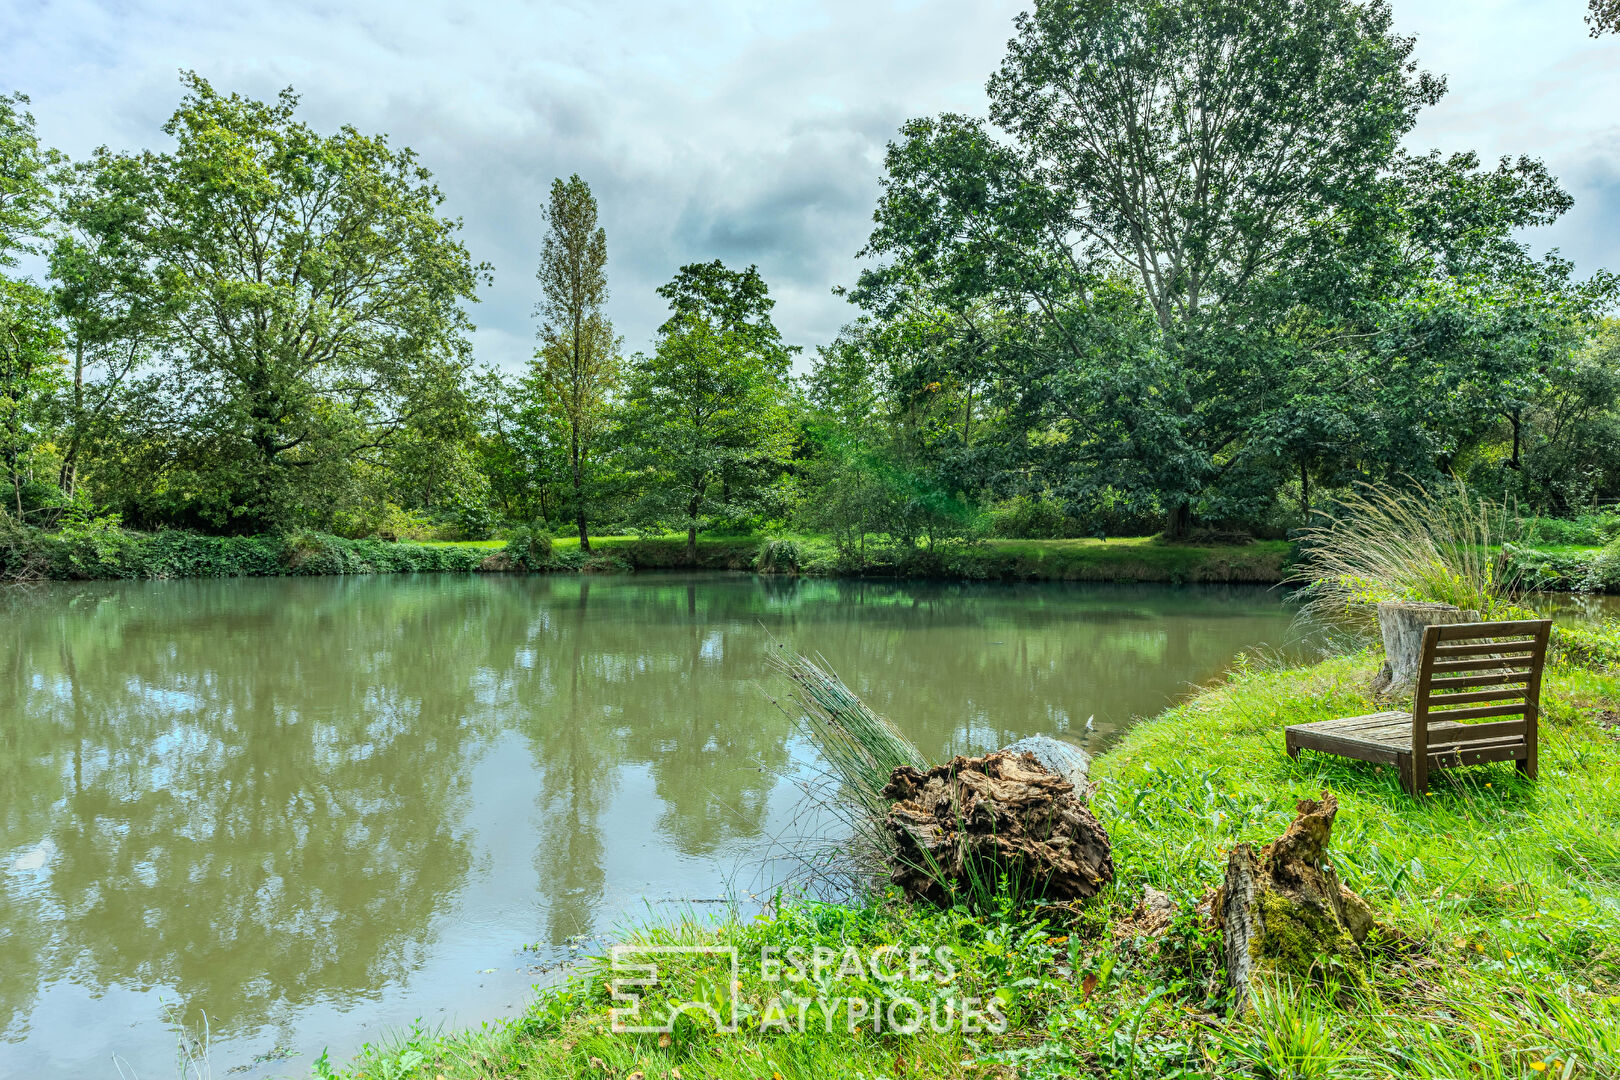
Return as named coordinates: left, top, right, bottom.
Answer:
left=1, top=573, right=1311, bottom=1077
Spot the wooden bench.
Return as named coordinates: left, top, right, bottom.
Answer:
left=1285, top=619, right=1552, bottom=795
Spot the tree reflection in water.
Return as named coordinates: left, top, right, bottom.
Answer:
left=0, top=573, right=1302, bottom=1076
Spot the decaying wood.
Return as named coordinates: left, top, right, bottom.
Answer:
left=1214, top=792, right=1375, bottom=1014
left=881, top=749, right=1113, bottom=905
left=1371, top=600, right=1478, bottom=698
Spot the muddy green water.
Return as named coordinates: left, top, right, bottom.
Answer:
left=2, top=573, right=1323, bottom=1076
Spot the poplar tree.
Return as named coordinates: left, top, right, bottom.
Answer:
left=533, top=174, right=620, bottom=551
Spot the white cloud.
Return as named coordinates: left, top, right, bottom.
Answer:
left=4, top=0, right=1617, bottom=372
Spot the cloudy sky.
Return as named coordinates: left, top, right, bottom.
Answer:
left=4, top=0, right=1618, bottom=371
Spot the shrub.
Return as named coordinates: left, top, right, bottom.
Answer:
left=502, top=526, right=554, bottom=571
left=53, top=511, right=140, bottom=578
left=755, top=538, right=802, bottom=574
left=1519, top=511, right=1620, bottom=547
left=454, top=498, right=497, bottom=541
left=988, top=495, right=1074, bottom=539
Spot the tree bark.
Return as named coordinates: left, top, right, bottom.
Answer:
left=1166, top=500, right=1192, bottom=538
left=1371, top=600, right=1479, bottom=698
left=1215, top=792, right=1375, bottom=1015
left=571, top=434, right=590, bottom=552
left=881, top=742, right=1112, bottom=905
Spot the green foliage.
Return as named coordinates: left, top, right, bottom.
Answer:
left=83, top=73, right=487, bottom=533
left=501, top=525, right=554, bottom=571
left=852, top=0, right=1616, bottom=536
left=0, top=523, right=491, bottom=581
left=622, top=306, right=794, bottom=559
left=1520, top=509, right=1620, bottom=547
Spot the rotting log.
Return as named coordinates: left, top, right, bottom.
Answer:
left=881, top=746, right=1112, bottom=905
left=1214, top=791, right=1375, bottom=1015
left=1372, top=600, right=1479, bottom=698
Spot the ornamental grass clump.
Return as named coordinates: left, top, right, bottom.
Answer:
left=767, top=649, right=927, bottom=871
left=1291, top=477, right=1523, bottom=622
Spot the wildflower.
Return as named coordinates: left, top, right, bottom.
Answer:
left=1529, top=1062, right=1548, bottom=1072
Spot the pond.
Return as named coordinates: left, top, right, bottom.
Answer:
left=0, top=572, right=1385, bottom=1076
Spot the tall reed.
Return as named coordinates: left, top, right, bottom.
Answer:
left=767, top=649, right=927, bottom=872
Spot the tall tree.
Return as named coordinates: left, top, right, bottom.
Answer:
left=533, top=174, right=620, bottom=551
left=858, top=0, right=1609, bottom=533
left=622, top=313, right=792, bottom=561
left=0, top=92, right=65, bottom=521
left=108, top=73, right=487, bottom=531
left=48, top=151, right=172, bottom=504
left=656, top=260, right=793, bottom=374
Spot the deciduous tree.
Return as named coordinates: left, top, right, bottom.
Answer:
left=111, top=73, right=487, bottom=531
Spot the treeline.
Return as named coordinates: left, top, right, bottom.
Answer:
left=4, top=0, right=1620, bottom=566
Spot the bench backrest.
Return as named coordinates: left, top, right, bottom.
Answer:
left=1414, top=619, right=1552, bottom=754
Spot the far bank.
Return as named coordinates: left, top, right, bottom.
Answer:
left=3, top=525, right=1618, bottom=592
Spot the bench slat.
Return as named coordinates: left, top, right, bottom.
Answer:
left=1429, top=657, right=1535, bottom=675
left=1425, top=687, right=1528, bottom=707
left=1427, top=719, right=1526, bottom=743
left=1428, top=672, right=1530, bottom=691
left=1433, top=620, right=1555, bottom=641
left=1427, top=743, right=1526, bottom=768
left=1421, top=702, right=1528, bottom=722
left=1432, top=640, right=1537, bottom=658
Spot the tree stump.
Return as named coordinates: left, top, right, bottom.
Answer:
left=1214, top=792, right=1375, bottom=1015
left=1370, top=600, right=1479, bottom=698
left=881, top=749, right=1113, bottom=905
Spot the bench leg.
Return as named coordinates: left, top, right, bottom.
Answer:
left=1516, top=753, right=1537, bottom=780
left=1285, top=733, right=1300, bottom=760
left=1398, top=754, right=1424, bottom=797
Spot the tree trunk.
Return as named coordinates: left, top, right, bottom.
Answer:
left=572, top=445, right=589, bottom=552
left=1371, top=600, right=1479, bottom=698
left=1166, top=500, right=1192, bottom=538
left=60, top=340, right=85, bottom=500
left=686, top=523, right=697, bottom=564
left=882, top=743, right=1112, bottom=906
left=1216, top=792, right=1375, bottom=1016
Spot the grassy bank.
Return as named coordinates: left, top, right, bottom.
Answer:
left=321, top=646, right=1620, bottom=1080
left=6, top=523, right=1617, bottom=594
left=533, top=534, right=1296, bottom=583
left=1, top=525, right=1295, bottom=585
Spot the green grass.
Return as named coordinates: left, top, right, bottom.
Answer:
left=321, top=649, right=1620, bottom=1079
